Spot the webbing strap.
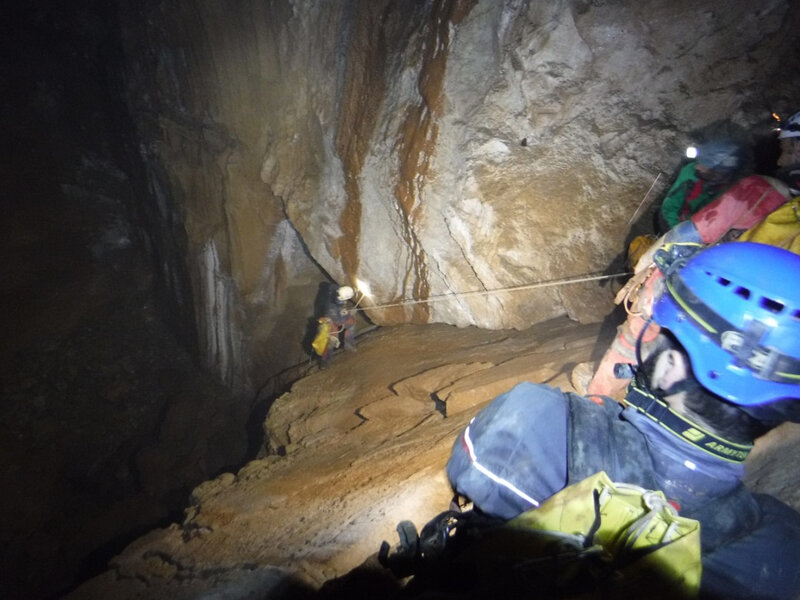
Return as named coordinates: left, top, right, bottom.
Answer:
left=625, top=380, right=752, bottom=463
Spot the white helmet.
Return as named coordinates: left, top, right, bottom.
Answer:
left=337, top=286, right=354, bottom=301
left=694, top=140, right=744, bottom=174
left=779, top=111, right=800, bottom=139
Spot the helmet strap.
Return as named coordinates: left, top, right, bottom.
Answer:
left=634, top=316, right=654, bottom=369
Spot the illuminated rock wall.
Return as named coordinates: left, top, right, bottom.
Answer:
left=118, top=0, right=800, bottom=393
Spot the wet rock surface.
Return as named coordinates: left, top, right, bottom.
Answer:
left=65, top=318, right=800, bottom=599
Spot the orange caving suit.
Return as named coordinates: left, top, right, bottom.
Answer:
left=588, top=175, right=790, bottom=399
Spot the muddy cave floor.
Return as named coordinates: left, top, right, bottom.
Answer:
left=2, top=208, right=800, bottom=600
left=56, top=314, right=800, bottom=599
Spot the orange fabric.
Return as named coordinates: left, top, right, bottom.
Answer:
left=588, top=270, right=662, bottom=400
left=591, top=177, right=789, bottom=401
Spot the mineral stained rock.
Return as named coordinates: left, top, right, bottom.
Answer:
left=119, top=0, right=799, bottom=394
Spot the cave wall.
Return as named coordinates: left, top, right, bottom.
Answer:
left=117, top=0, right=800, bottom=394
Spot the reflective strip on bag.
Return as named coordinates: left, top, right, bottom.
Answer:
left=462, top=422, right=540, bottom=509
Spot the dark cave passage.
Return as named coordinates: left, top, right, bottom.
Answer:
left=0, top=4, right=282, bottom=598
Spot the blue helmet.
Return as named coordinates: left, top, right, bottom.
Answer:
left=652, top=242, right=800, bottom=406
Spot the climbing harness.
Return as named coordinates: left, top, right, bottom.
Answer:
left=311, top=317, right=345, bottom=357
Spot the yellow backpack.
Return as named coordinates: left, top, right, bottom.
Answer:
left=509, top=471, right=701, bottom=597
left=627, top=234, right=658, bottom=269
left=311, top=318, right=332, bottom=356
left=382, top=471, right=702, bottom=598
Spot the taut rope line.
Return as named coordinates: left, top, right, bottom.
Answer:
left=628, top=172, right=662, bottom=225
left=355, top=271, right=631, bottom=312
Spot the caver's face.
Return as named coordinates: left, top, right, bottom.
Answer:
left=777, top=137, right=800, bottom=168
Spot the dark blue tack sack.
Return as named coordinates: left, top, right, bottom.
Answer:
left=445, top=382, right=569, bottom=520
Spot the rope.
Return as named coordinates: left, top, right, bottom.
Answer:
left=354, top=271, right=631, bottom=312
left=628, top=172, right=663, bottom=225
left=621, top=265, right=657, bottom=318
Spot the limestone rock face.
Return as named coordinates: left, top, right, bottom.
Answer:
left=117, top=0, right=799, bottom=393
